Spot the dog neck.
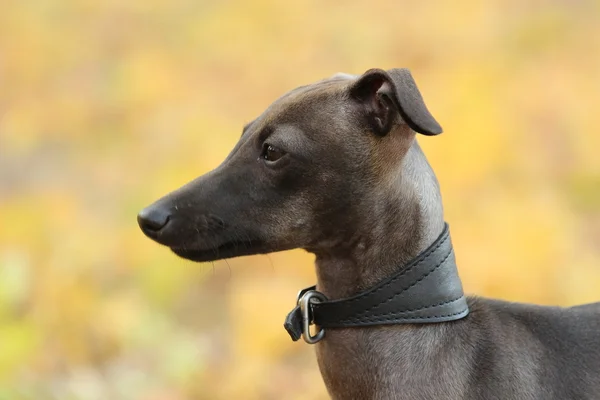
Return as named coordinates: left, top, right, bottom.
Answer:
left=310, top=140, right=450, bottom=399
left=313, top=140, right=445, bottom=300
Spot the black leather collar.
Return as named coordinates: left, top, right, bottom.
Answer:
left=284, top=223, right=469, bottom=343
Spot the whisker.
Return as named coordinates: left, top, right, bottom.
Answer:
left=267, top=254, right=275, bottom=273
left=232, top=231, right=242, bottom=252
left=224, top=259, right=232, bottom=280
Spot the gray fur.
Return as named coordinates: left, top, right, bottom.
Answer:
left=138, top=68, right=600, bottom=399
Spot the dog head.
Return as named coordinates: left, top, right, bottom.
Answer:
left=137, top=68, right=442, bottom=262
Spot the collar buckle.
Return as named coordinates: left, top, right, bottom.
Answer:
left=298, top=290, right=327, bottom=344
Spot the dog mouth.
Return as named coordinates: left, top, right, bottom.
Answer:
left=170, top=239, right=266, bottom=262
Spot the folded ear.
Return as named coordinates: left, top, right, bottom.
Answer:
left=349, top=68, right=442, bottom=136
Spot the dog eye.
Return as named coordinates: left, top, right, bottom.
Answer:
left=262, top=144, right=285, bottom=162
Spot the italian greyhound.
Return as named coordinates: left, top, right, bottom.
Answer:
left=138, top=68, right=600, bottom=399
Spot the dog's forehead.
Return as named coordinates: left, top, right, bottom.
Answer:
left=281, top=75, right=352, bottom=104
left=240, top=74, right=357, bottom=139
left=265, top=75, right=354, bottom=121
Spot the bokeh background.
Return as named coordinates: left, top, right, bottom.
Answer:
left=1, top=1, right=600, bottom=399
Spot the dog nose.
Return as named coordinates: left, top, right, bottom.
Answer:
left=137, top=206, right=171, bottom=234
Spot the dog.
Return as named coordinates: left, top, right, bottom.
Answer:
left=138, top=68, right=600, bottom=399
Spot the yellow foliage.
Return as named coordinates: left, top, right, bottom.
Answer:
left=1, top=1, right=599, bottom=399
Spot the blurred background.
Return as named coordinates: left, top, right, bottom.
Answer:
left=1, top=0, right=600, bottom=399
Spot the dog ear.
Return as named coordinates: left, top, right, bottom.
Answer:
left=349, top=68, right=442, bottom=136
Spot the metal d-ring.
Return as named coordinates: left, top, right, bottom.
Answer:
left=298, top=290, right=327, bottom=344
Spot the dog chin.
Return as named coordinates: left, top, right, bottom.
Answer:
left=170, top=240, right=267, bottom=262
